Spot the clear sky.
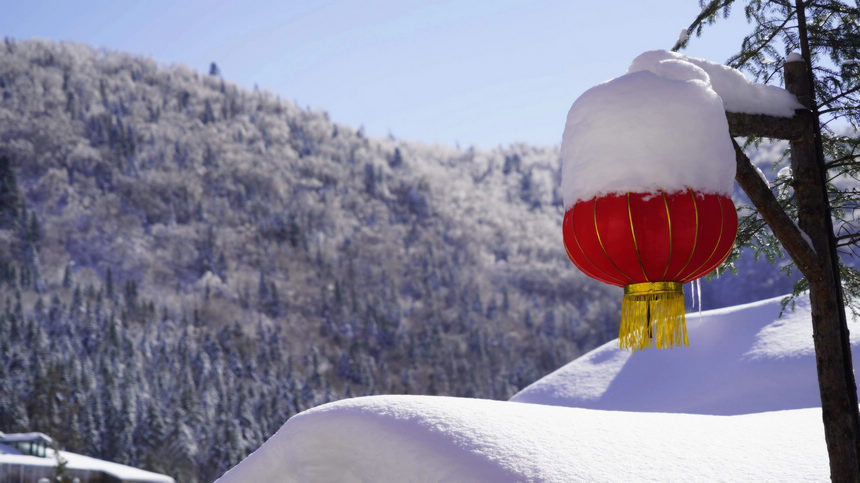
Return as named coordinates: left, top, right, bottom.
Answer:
left=2, top=0, right=753, bottom=148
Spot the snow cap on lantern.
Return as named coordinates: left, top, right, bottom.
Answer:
left=560, top=51, right=738, bottom=351
left=629, top=50, right=803, bottom=117
left=561, top=52, right=736, bottom=209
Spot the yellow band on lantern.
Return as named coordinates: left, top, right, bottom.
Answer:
left=623, top=281, right=683, bottom=297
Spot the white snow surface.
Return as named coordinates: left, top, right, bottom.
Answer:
left=560, top=53, right=736, bottom=207
left=629, top=50, right=804, bottom=117
left=513, top=294, right=859, bottom=414
left=754, top=164, right=770, bottom=188
left=787, top=52, right=805, bottom=63
left=219, top=294, right=849, bottom=481
left=777, top=166, right=793, bottom=180
left=0, top=449, right=174, bottom=482
left=220, top=396, right=828, bottom=482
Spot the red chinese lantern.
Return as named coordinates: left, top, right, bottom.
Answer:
left=563, top=189, right=737, bottom=350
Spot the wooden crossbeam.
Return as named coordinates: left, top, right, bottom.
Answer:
left=725, top=111, right=807, bottom=140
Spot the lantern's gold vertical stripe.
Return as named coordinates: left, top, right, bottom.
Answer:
left=567, top=212, right=626, bottom=286
left=594, top=199, right=634, bottom=282
left=660, top=190, right=672, bottom=280
left=672, top=188, right=699, bottom=279
left=626, top=193, right=650, bottom=282
left=689, top=195, right=726, bottom=278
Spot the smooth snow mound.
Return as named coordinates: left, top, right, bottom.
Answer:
left=512, top=294, right=860, bottom=414
left=629, top=50, right=803, bottom=118
left=218, top=395, right=829, bottom=482
left=560, top=53, right=735, bottom=207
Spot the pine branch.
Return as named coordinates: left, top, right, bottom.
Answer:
left=819, top=84, right=860, bottom=109
left=731, top=138, right=820, bottom=276
left=728, top=13, right=797, bottom=69
left=836, top=232, right=860, bottom=247
left=820, top=105, right=860, bottom=115
left=807, top=2, right=856, bottom=15
left=671, top=0, right=735, bottom=51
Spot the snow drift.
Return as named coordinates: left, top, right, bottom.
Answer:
left=219, top=396, right=828, bottom=482
left=219, top=294, right=853, bottom=481
left=512, top=294, right=860, bottom=414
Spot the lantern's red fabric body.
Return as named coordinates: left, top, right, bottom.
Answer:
left=562, top=191, right=737, bottom=287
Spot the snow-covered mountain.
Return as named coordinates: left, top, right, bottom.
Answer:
left=220, top=294, right=853, bottom=481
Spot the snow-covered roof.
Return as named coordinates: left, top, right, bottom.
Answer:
left=0, top=453, right=55, bottom=468
left=0, top=432, right=54, bottom=444
left=218, top=294, right=849, bottom=481
left=0, top=449, right=174, bottom=483
left=59, top=450, right=175, bottom=482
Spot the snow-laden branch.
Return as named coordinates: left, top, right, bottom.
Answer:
left=630, top=50, right=804, bottom=118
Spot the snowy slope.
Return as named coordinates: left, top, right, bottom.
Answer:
left=218, top=294, right=849, bottom=481
left=512, top=293, right=860, bottom=414
left=217, top=396, right=828, bottom=482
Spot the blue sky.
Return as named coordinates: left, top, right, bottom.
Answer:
left=2, top=1, right=752, bottom=148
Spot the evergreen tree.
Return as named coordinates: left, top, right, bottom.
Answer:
left=389, top=147, right=403, bottom=168
left=62, top=263, right=73, bottom=289
left=202, top=99, right=216, bottom=124
left=0, top=155, right=21, bottom=229
left=678, top=1, right=860, bottom=477
left=105, top=268, right=114, bottom=301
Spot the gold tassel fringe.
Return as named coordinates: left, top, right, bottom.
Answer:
left=619, top=282, right=688, bottom=351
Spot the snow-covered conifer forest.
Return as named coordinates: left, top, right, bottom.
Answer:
left=0, top=39, right=793, bottom=482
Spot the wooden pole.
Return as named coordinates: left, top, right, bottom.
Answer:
left=785, top=48, right=860, bottom=480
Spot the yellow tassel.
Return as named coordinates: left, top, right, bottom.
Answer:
left=619, top=282, right=688, bottom=351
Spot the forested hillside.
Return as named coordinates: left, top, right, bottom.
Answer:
left=0, top=39, right=626, bottom=481
left=0, top=39, right=796, bottom=481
